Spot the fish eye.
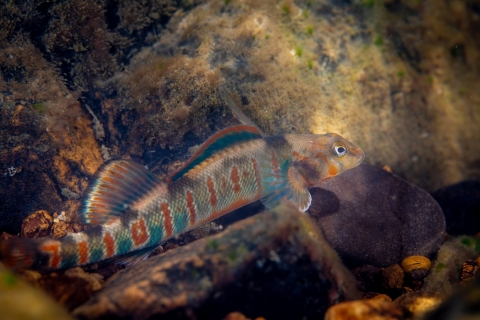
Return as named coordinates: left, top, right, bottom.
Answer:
left=333, top=144, right=347, bottom=157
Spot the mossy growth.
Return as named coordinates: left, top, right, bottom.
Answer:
left=361, top=0, right=376, bottom=8
left=225, top=0, right=232, bottom=4
left=2, top=271, right=16, bottom=288
left=306, top=26, right=313, bottom=36
left=281, top=4, right=291, bottom=15
left=307, top=59, right=313, bottom=70
left=295, top=46, right=303, bottom=57
left=374, top=35, right=383, bottom=46
left=227, top=249, right=237, bottom=261
left=206, top=239, right=220, bottom=251
left=397, top=70, right=405, bottom=77
left=434, top=262, right=446, bottom=272
left=460, top=237, right=480, bottom=252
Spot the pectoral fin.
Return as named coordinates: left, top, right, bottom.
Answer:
left=259, top=151, right=312, bottom=212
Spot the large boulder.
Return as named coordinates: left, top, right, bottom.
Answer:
left=74, top=205, right=360, bottom=319
left=309, top=164, right=446, bottom=268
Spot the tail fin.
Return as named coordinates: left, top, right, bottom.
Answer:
left=0, top=238, right=38, bottom=271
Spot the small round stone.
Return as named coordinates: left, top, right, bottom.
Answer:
left=380, top=264, right=404, bottom=290
left=368, top=293, right=392, bottom=302
left=401, top=256, right=431, bottom=273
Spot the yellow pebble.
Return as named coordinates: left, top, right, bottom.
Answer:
left=368, top=293, right=392, bottom=302
left=401, top=256, right=431, bottom=273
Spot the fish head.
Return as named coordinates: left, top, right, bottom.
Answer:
left=290, top=133, right=365, bottom=186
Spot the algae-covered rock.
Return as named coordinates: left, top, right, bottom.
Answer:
left=310, top=164, right=446, bottom=268
left=73, top=205, right=360, bottom=319
left=0, top=264, right=73, bottom=320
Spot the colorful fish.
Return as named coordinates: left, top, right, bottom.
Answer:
left=0, top=94, right=364, bottom=271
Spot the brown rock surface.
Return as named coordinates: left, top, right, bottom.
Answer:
left=23, top=267, right=104, bottom=310
left=21, top=209, right=53, bottom=238
left=73, top=205, right=360, bottom=319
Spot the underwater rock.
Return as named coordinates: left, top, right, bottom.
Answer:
left=0, top=264, right=73, bottom=319
left=433, top=180, right=480, bottom=235
left=325, top=299, right=404, bottom=320
left=73, top=205, right=360, bottom=319
left=309, top=164, right=446, bottom=268
left=23, top=267, right=104, bottom=310
left=423, top=279, right=480, bottom=320
left=394, top=292, right=443, bottom=319
left=422, top=236, right=478, bottom=296
left=21, top=209, right=53, bottom=238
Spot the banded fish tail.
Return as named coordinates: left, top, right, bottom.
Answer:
left=0, top=237, right=39, bottom=270
left=0, top=160, right=167, bottom=271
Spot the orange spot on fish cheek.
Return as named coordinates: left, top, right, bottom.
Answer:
left=328, top=165, right=338, bottom=176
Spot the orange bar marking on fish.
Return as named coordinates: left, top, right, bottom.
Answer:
left=77, top=241, right=89, bottom=265
left=251, top=157, right=262, bottom=198
left=41, top=242, right=61, bottom=269
left=186, top=190, right=196, bottom=226
left=231, top=166, right=241, bottom=193
left=161, top=203, right=174, bottom=237
left=131, top=217, right=149, bottom=246
left=103, top=232, right=116, bottom=258
left=207, top=176, right=218, bottom=207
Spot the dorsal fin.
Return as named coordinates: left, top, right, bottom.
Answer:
left=219, top=87, right=265, bottom=137
left=167, top=125, right=263, bottom=182
left=81, top=160, right=163, bottom=225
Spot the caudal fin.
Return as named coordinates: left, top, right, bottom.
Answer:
left=0, top=237, right=38, bottom=270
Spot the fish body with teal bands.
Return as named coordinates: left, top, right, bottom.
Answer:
left=0, top=124, right=364, bottom=270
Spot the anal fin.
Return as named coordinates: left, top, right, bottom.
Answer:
left=110, top=245, right=159, bottom=267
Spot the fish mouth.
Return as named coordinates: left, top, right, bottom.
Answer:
left=354, top=149, right=365, bottom=167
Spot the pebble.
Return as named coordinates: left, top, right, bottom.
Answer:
left=379, top=264, right=404, bottom=291
left=325, top=299, right=404, bottom=320
left=401, top=255, right=431, bottom=273
left=459, top=260, right=479, bottom=286
left=311, top=164, right=446, bottom=268
left=394, top=292, right=442, bottom=319
left=21, top=210, right=53, bottom=238
left=52, top=221, right=68, bottom=238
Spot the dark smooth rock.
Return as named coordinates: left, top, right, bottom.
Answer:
left=73, top=205, right=360, bottom=320
left=432, top=180, right=480, bottom=235
left=352, top=264, right=381, bottom=293
left=309, top=164, right=446, bottom=269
